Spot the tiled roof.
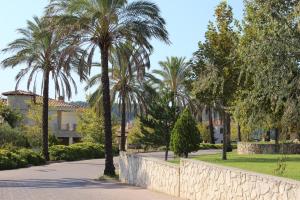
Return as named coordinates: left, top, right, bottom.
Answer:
left=35, top=96, right=85, bottom=109
left=2, top=90, right=35, bottom=96
left=2, top=90, right=85, bottom=110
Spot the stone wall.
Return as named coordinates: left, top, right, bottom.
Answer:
left=180, top=159, right=300, bottom=200
left=119, top=152, right=180, bottom=196
left=238, top=142, right=300, bottom=154
left=119, top=153, right=300, bottom=200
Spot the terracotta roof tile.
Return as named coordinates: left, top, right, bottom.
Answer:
left=2, top=90, right=85, bottom=109
left=2, top=90, right=35, bottom=96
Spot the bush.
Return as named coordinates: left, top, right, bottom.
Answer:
left=49, top=142, right=105, bottom=161
left=199, top=143, right=237, bottom=150
left=0, top=148, right=44, bottom=170
left=0, top=149, right=27, bottom=170
left=0, top=124, right=29, bottom=148
left=171, top=109, right=202, bottom=157
left=16, top=148, right=45, bottom=166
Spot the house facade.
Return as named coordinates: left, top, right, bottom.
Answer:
left=2, top=90, right=84, bottom=145
left=201, top=107, right=224, bottom=143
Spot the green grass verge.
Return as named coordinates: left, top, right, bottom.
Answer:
left=169, top=152, right=300, bottom=181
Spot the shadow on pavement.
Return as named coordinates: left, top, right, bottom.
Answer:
left=0, top=178, right=137, bottom=190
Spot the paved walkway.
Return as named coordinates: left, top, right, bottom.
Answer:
left=0, top=158, right=181, bottom=200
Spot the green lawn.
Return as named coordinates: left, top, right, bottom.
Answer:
left=169, top=152, right=300, bottom=181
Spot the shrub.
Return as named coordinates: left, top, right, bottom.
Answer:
left=0, top=124, right=29, bottom=148
left=49, top=143, right=105, bottom=161
left=16, top=148, right=45, bottom=166
left=171, top=109, right=202, bottom=158
left=0, top=148, right=45, bottom=170
left=199, top=143, right=237, bottom=150
left=0, top=149, right=27, bottom=170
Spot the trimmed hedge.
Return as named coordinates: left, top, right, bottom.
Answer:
left=199, top=143, right=237, bottom=150
left=49, top=142, right=105, bottom=161
left=0, top=148, right=45, bottom=170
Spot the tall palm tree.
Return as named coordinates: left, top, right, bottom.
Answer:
left=1, top=17, right=83, bottom=160
left=48, top=0, right=169, bottom=175
left=153, top=56, right=191, bottom=108
left=87, top=46, right=149, bottom=151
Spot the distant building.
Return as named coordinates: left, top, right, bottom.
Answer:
left=2, top=90, right=85, bottom=145
left=201, top=107, right=224, bottom=144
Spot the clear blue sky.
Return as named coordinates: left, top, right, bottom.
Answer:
left=0, top=0, right=244, bottom=102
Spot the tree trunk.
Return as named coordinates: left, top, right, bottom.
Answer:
left=120, top=90, right=126, bottom=151
left=237, top=123, right=241, bottom=142
left=100, top=44, right=115, bottom=176
left=184, top=152, right=188, bottom=158
left=42, top=70, right=50, bottom=161
left=226, top=114, right=232, bottom=152
left=266, top=130, right=271, bottom=142
left=208, top=107, right=215, bottom=144
left=164, top=144, right=169, bottom=161
left=222, top=110, right=227, bottom=160
left=275, top=128, right=279, bottom=153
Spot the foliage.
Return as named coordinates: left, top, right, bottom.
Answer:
left=191, top=1, right=240, bottom=159
left=23, top=102, right=53, bottom=148
left=236, top=0, right=300, bottom=140
left=152, top=57, right=191, bottom=108
left=0, top=102, right=23, bottom=128
left=139, top=91, right=179, bottom=159
left=199, top=143, right=237, bottom=150
left=0, top=148, right=45, bottom=170
left=1, top=16, right=83, bottom=160
left=48, top=0, right=169, bottom=176
left=171, top=109, right=202, bottom=157
left=127, top=118, right=143, bottom=145
left=77, top=108, right=104, bottom=144
left=0, top=124, right=29, bottom=148
left=197, top=123, right=210, bottom=143
left=49, top=142, right=105, bottom=161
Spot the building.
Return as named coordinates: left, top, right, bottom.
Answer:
left=2, top=90, right=85, bottom=145
left=201, top=107, right=224, bottom=143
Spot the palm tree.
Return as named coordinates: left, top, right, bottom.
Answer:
left=153, top=57, right=191, bottom=108
left=48, top=0, right=169, bottom=175
left=87, top=46, right=149, bottom=151
left=1, top=17, right=83, bottom=160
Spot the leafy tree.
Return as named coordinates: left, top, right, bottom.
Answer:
left=48, top=0, right=169, bottom=176
left=197, top=123, right=210, bottom=143
left=1, top=17, right=82, bottom=160
left=23, top=102, right=56, bottom=148
left=171, top=109, right=202, bottom=158
left=77, top=108, right=104, bottom=144
left=139, top=91, right=179, bottom=160
left=237, top=0, right=300, bottom=147
left=191, top=2, right=240, bottom=160
left=0, top=101, right=22, bottom=128
left=0, top=124, right=29, bottom=148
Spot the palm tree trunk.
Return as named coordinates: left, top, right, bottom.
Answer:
left=100, top=44, right=115, bottom=176
left=120, top=91, right=126, bottom=151
left=42, top=70, right=50, bottom=161
left=208, top=107, right=215, bottom=144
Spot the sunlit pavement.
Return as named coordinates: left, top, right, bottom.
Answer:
left=0, top=158, right=181, bottom=200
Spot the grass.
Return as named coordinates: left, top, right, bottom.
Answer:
left=169, top=152, right=300, bottom=181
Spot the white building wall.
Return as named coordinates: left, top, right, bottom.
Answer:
left=61, top=111, right=78, bottom=131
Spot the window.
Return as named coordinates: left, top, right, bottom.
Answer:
left=220, top=128, right=224, bottom=134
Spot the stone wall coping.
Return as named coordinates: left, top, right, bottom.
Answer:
left=120, top=152, right=180, bottom=169
left=180, top=158, right=300, bottom=185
